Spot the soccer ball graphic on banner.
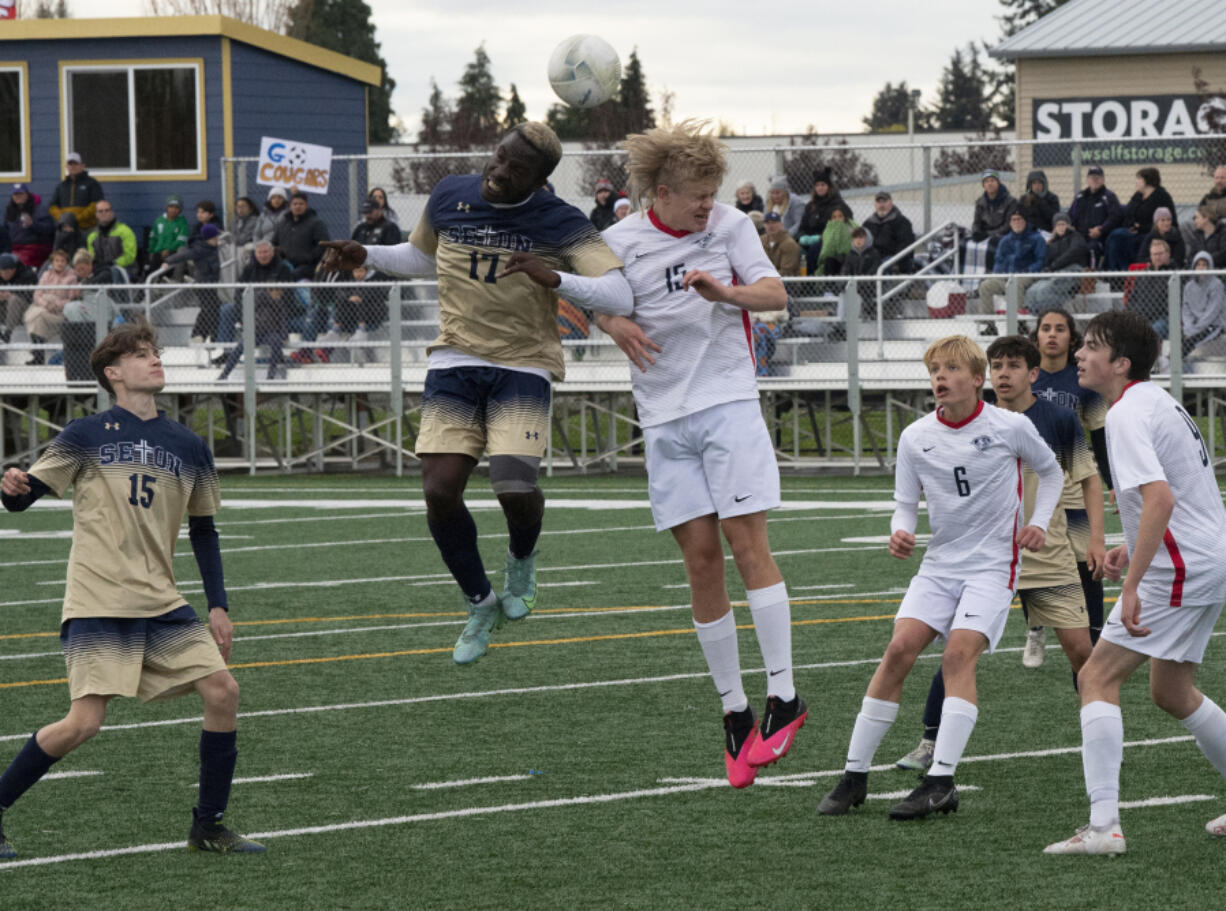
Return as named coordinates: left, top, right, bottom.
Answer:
left=547, top=35, right=621, bottom=109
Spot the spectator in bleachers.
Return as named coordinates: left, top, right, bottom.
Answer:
left=0, top=221, right=9, bottom=256
left=613, top=197, right=632, bottom=222
left=85, top=201, right=138, bottom=282
left=368, top=187, right=399, bottom=225
left=255, top=187, right=289, bottom=245
left=1068, top=165, right=1122, bottom=264
left=0, top=252, right=37, bottom=345
left=1025, top=211, right=1090, bottom=314
left=761, top=211, right=801, bottom=276
left=861, top=191, right=915, bottom=272
left=971, top=170, right=1018, bottom=270
left=273, top=191, right=329, bottom=281
left=351, top=197, right=402, bottom=247
left=976, top=210, right=1045, bottom=314
left=48, top=152, right=105, bottom=232
left=1170, top=251, right=1226, bottom=358
left=1198, top=166, right=1226, bottom=224
left=189, top=201, right=219, bottom=245
left=1017, top=169, right=1060, bottom=232
left=22, top=247, right=80, bottom=364
left=303, top=264, right=388, bottom=366
left=766, top=175, right=805, bottom=238
left=1124, top=237, right=1177, bottom=324
left=841, top=226, right=882, bottom=277
left=5, top=183, right=55, bottom=269
left=219, top=240, right=294, bottom=380
left=146, top=194, right=190, bottom=273
left=798, top=168, right=854, bottom=275
left=52, top=212, right=86, bottom=260
left=1139, top=206, right=1185, bottom=268
left=735, top=180, right=763, bottom=214
left=1105, top=166, right=1176, bottom=271
left=747, top=210, right=764, bottom=235
left=166, top=223, right=222, bottom=341
left=815, top=208, right=856, bottom=276
left=70, top=248, right=93, bottom=284
left=230, top=196, right=258, bottom=267
left=589, top=178, right=618, bottom=231
left=1190, top=205, right=1226, bottom=268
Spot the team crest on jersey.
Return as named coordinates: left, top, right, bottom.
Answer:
left=972, top=435, right=993, bottom=452
left=694, top=232, right=715, bottom=249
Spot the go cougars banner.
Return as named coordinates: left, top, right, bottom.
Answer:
left=256, top=137, right=333, bottom=194
left=1033, top=94, right=1226, bottom=167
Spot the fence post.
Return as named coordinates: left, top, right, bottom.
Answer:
left=388, top=283, right=403, bottom=477
left=774, top=147, right=787, bottom=182
left=1005, top=276, right=1020, bottom=337
left=1169, top=272, right=1183, bottom=400
left=922, top=146, right=932, bottom=235
left=1071, top=142, right=1082, bottom=200
left=242, top=286, right=256, bottom=475
left=845, top=279, right=862, bottom=476
left=349, top=159, right=360, bottom=230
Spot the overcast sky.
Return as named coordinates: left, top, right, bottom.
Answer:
left=99, top=1, right=1007, bottom=138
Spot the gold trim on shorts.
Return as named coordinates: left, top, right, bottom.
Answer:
left=416, top=393, right=550, bottom=459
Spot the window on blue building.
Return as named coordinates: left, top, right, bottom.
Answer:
left=63, top=62, right=203, bottom=176
left=0, top=66, right=27, bottom=178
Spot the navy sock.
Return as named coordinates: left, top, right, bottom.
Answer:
left=506, top=515, right=542, bottom=560
left=922, top=668, right=945, bottom=739
left=1078, top=561, right=1104, bottom=645
left=427, top=509, right=491, bottom=602
left=0, top=734, right=59, bottom=811
left=194, top=729, right=238, bottom=823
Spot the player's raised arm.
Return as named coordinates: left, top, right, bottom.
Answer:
left=497, top=254, right=634, bottom=316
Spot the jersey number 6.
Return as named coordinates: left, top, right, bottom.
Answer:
left=953, top=466, right=971, bottom=497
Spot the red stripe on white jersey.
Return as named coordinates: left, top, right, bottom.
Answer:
left=1163, top=529, right=1186, bottom=607
left=1008, top=457, right=1022, bottom=588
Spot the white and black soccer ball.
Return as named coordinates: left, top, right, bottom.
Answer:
left=547, top=35, right=621, bottom=109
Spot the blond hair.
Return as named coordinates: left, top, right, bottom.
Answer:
left=511, top=122, right=563, bottom=179
left=922, top=335, right=987, bottom=380
left=622, top=119, right=728, bottom=210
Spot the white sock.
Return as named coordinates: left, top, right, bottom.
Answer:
left=844, top=696, right=899, bottom=772
left=694, top=611, right=747, bottom=713
left=930, top=697, right=978, bottom=776
left=1081, top=701, right=1123, bottom=829
left=748, top=582, right=795, bottom=703
left=1181, top=696, right=1226, bottom=778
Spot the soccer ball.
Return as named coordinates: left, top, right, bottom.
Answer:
left=547, top=35, right=621, bottom=109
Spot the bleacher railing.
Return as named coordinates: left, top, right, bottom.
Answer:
left=4, top=266, right=1226, bottom=474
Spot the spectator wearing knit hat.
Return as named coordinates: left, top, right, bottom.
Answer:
left=1138, top=206, right=1185, bottom=267
left=589, top=178, right=618, bottom=231
left=1025, top=211, right=1089, bottom=313
left=797, top=167, right=854, bottom=275
left=970, top=169, right=1018, bottom=271
left=147, top=194, right=190, bottom=272
left=766, top=175, right=806, bottom=240
left=255, top=187, right=290, bottom=245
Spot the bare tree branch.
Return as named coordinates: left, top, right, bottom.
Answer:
left=143, top=0, right=295, bottom=32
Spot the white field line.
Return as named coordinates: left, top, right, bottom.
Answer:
left=0, top=511, right=885, bottom=570
left=412, top=774, right=538, bottom=790
left=192, top=773, right=312, bottom=787
left=1118, top=794, right=1216, bottom=809
left=43, top=771, right=103, bottom=781
left=17, top=546, right=879, bottom=599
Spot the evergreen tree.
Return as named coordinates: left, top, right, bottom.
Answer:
left=286, top=0, right=399, bottom=143
left=862, top=81, right=929, bottom=132
left=503, top=83, right=527, bottom=130
left=417, top=79, right=451, bottom=148
left=997, top=0, right=1070, bottom=37
left=929, top=45, right=994, bottom=132
left=618, top=48, right=654, bottom=135
left=451, top=44, right=503, bottom=149
left=989, top=0, right=1073, bottom=128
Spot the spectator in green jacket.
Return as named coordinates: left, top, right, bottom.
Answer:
left=86, top=202, right=138, bottom=281
left=146, top=194, right=190, bottom=272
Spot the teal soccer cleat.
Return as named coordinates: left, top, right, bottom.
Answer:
left=453, top=594, right=505, bottom=664
left=501, top=550, right=538, bottom=621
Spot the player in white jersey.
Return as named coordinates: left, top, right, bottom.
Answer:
left=595, top=121, right=807, bottom=788
left=1045, top=310, right=1226, bottom=855
left=819, top=336, right=1063, bottom=820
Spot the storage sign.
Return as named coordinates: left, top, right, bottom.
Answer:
left=257, top=137, right=332, bottom=194
left=1032, top=95, right=1226, bottom=167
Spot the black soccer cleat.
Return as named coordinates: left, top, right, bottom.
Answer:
left=188, top=817, right=266, bottom=854
left=0, top=812, right=15, bottom=860
left=888, top=775, right=959, bottom=820
left=818, top=771, right=868, bottom=816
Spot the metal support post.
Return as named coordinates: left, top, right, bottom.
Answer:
left=845, top=281, right=862, bottom=475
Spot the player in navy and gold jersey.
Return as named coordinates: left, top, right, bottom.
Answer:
left=321, top=123, right=633, bottom=666
left=1024, top=308, right=1111, bottom=665
left=0, top=323, right=262, bottom=859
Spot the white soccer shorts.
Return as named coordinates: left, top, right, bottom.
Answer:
left=643, top=398, right=781, bottom=532
left=1100, top=599, right=1224, bottom=664
left=895, top=573, right=1015, bottom=652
